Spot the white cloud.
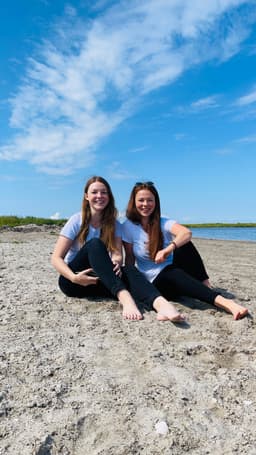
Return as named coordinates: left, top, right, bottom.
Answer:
left=129, top=146, right=148, bottom=153
left=174, top=133, right=186, bottom=141
left=50, top=212, right=61, bottom=220
left=215, top=147, right=233, bottom=155
left=106, top=161, right=134, bottom=180
left=1, top=0, right=255, bottom=174
left=236, top=88, right=256, bottom=106
left=235, top=134, right=256, bottom=143
left=191, top=96, right=219, bottom=110
left=117, top=210, right=126, bottom=222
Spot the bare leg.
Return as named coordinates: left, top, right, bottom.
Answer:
left=153, top=296, right=186, bottom=322
left=214, top=295, right=248, bottom=320
left=117, top=289, right=143, bottom=320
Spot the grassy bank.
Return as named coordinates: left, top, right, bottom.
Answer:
left=0, top=216, right=256, bottom=229
left=0, top=216, right=66, bottom=228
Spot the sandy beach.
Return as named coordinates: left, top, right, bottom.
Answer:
left=0, top=226, right=255, bottom=455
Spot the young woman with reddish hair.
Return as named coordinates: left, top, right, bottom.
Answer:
left=122, top=182, right=248, bottom=321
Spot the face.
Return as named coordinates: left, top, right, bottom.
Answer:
left=85, top=181, right=109, bottom=212
left=135, top=189, right=156, bottom=219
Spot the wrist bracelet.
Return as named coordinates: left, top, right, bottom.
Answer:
left=170, top=241, right=177, bottom=250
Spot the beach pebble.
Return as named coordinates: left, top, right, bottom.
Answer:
left=243, top=400, right=252, bottom=406
left=155, top=421, right=169, bottom=435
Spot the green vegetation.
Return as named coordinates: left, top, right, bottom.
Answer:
left=185, top=223, right=256, bottom=228
left=0, top=216, right=67, bottom=228
left=0, top=216, right=255, bottom=229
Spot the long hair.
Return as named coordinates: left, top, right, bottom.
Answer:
left=78, top=176, right=117, bottom=252
left=126, top=182, right=163, bottom=260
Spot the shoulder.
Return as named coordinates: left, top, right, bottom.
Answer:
left=122, top=218, right=139, bottom=232
left=65, top=212, right=82, bottom=228
left=122, top=218, right=136, bottom=227
left=60, top=212, right=82, bottom=239
left=121, top=218, right=139, bottom=241
left=68, top=212, right=82, bottom=224
left=161, top=217, right=177, bottom=232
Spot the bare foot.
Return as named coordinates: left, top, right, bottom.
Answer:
left=214, top=296, right=248, bottom=320
left=122, top=301, right=143, bottom=320
left=117, top=289, right=143, bottom=321
left=153, top=297, right=186, bottom=323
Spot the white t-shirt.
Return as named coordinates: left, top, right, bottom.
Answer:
left=60, top=212, right=122, bottom=264
left=122, top=217, right=176, bottom=282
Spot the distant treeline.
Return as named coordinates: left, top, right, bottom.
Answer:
left=0, top=216, right=256, bottom=228
left=0, top=216, right=67, bottom=228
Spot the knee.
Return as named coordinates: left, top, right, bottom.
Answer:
left=85, top=237, right=105, bottom=250
left=122, top=264, right=140, bottom=277
left=122, top=264, right=135, bottom=272
left=88, top=237, right=103, bottom=245
left=80, top=237, right=106, bottom=255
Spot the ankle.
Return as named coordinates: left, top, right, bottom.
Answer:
left=117, top=289, right=134, bottom=305
left=153, top=296, right=166, bottom=311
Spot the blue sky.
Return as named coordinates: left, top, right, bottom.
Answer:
left=1, top=0, right=256, bottom=223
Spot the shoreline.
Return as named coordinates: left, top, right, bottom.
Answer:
left=192, top=226, right=256, bottom=243
left=0, top=231, right=255, bottom=454
left=1, top=227, right=255, bottom=244
left=0, top=220, right=256, bottom=230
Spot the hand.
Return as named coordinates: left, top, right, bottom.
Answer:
left=72, top=268, right=99, bottom=286
left=154, top=249, right=169, bottom=264
left=112, top=262, right=122, bottom=277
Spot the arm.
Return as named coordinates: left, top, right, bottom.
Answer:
left=123, top=241, right=135, bottom=266
left=111, top=236, right=124, bottom=276
left=51, top=235, right=98, bottom=286
left=171, top=222, right=192, bottom=246
left=154, top=223, right=192, bottom=264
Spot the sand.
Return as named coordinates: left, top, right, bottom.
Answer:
left=0, top=226, right=255, bottom=455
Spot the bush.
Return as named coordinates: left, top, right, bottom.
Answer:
left=0, top=216, right=67, bottom=228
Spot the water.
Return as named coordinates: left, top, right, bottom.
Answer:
left=191, top=227, right=256, bottom=242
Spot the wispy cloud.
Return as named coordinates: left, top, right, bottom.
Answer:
left=236, top=88, right=256, bottom=106
left=0, top=174, right=19, bottom=182
left=191, top=95, right=219, bottom=111
left=215, top=147, right=234, bottom=155
left=174, top=133, right=186, bottom=141
left=129, top=146, right=148, bottom=153
left=106, top=161, right=134, bottom=180
left=235, top=134, right=256, bottom=143
left=1, top=0, right=255, bottom=174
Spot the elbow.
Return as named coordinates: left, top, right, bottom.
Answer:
left=185, top=229, right=192, bottom=243
left=50, top=254, right=56, bottom=268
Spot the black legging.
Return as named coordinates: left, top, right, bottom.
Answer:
left=59, top=238, right=160, bottom=306
left=173, top=241, right=209, bottom=282
left=59, top=238, right=218, bottom=309
left=153, top=265, right=218, bottom=305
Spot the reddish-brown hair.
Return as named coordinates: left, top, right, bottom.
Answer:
left=126, top=182, right=163, bottom=260
left=78, top=176, right=117, bottom=252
